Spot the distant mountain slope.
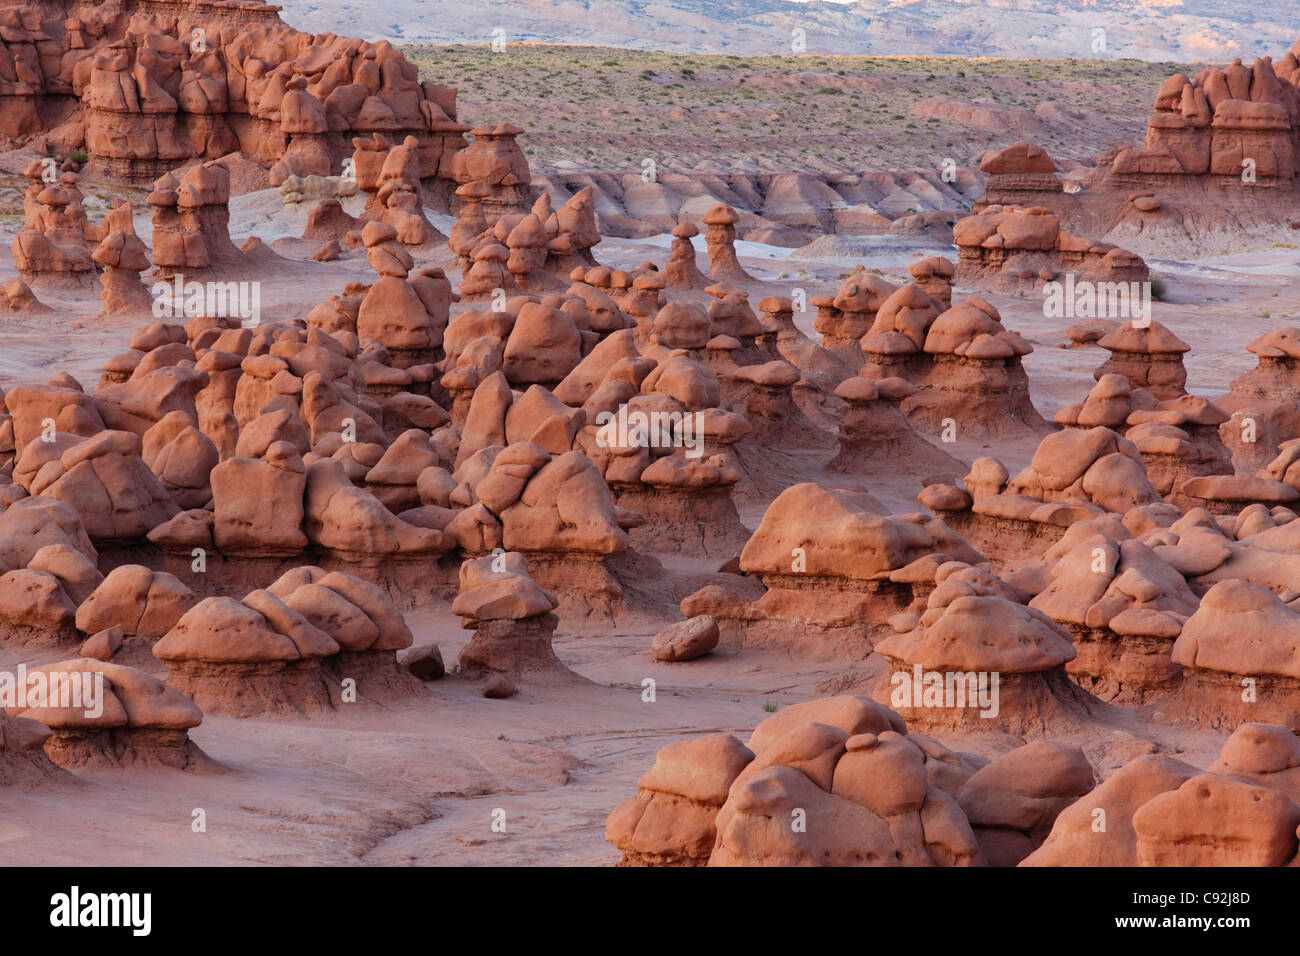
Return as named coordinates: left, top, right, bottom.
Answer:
left=280, top=0, right=1300, bottom=60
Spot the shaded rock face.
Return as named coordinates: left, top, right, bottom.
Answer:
left=0, top=1, right=470, bottom=188
left=956, top=741, right=1095, bottom=866
left=12, top=429, right=179, bottom=545
left=0, top=711, right=65, bottom=786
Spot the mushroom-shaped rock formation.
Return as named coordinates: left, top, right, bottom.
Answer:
left=872, top=594, right=1096, bottom=734
left=720, top=483, right=982, bottom=657
left=908, top=257, right=955, bottom=308
left=700, top=204, right=752, bottom=282
left=1167, top=579, right=1300, bottom=730
left=356, top=225, right=450, bottom=369
left=153, top=589, right=341, bottom=717
left=1093, top=320, right=1189, bottom=401
left=1055, top=377, right=1233, bottom=502
left=973, top=141, right=1063, bottom=209
left=93, top=212, right=153, bottom=317
left=149, top=162, right=256, bottom=277
left=458, top=189, right=603, bottom=299
left=577, top=357, right=753, bottom=557
left=452, top=552, right=568, bottom=683
left=4, top=659, right=205, bottom=771
left=492, top=449, right=633, bottom=618
left=729, top=359, right=833, bottom=457
left=1028, top=719, right=1300, bottom=866
left=266, top=566, right=419, bottom=697
left=11, top=165, right=95, bottom=286
left=450, top=123, right=534, bottom=225
left=898, top=296, right=1049, bottom=439
left=1054, top=373, right=1154, bottom=431
left=1162, top=447, right=1299, bottom=518
left=712, top=711, right=984, bottom=865
left=610, top=695, right=990, bottom=867
left=1029, top=531, right=1197, bottom=704
left=857, top=282, right=942, bottom=379
left=813, top=270, right=898, bottom=359
left=0, top=552, right=87, bottom=648
left=664, top=222, right=707, bottom=289
left=350, top=134, right=441, bottom=247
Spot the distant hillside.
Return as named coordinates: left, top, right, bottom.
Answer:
left=280, top=0, right=1300, bottom=60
